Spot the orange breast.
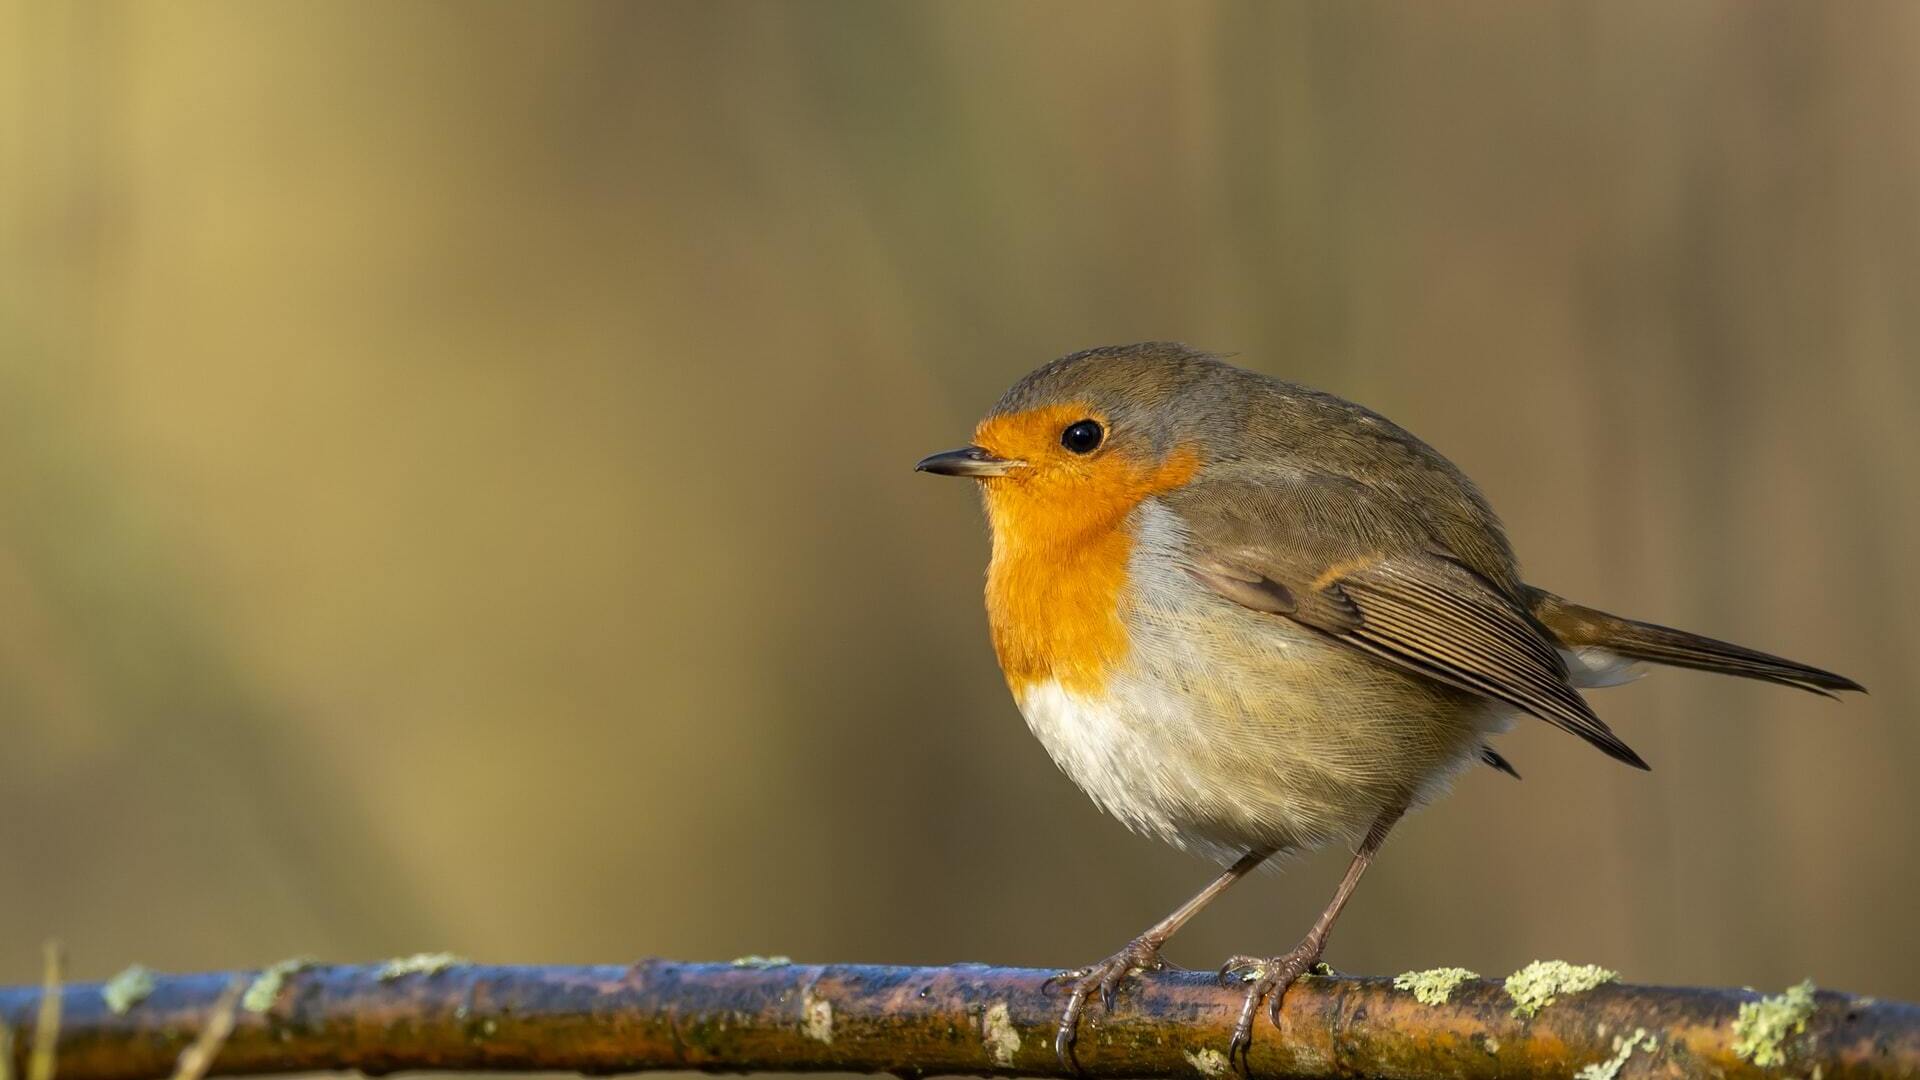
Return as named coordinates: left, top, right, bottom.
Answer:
left=983, top=447, right=1198, bottom=698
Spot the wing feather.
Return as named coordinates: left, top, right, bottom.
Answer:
left=1340, top=566, right=1647, bottom=768
left=1170, top=471, right=1649, bottom=770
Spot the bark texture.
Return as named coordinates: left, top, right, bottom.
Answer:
left=0, top=961, right=1914, bottom=1079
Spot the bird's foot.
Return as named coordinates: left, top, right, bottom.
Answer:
left=1042, top=934, right=1166, bottom=1072
left=1216, top=940, right=1325, bottom=1073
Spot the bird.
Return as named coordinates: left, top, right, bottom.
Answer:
left=915, top=342, right=1862, bottom=1070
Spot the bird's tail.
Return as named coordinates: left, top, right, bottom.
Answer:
left=1525, top=586, right=1865, bottom=697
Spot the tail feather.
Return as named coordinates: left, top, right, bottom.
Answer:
left=1525, top=587, right=1865, bottom=697
left=1480, top=745, right=1522, bottom=779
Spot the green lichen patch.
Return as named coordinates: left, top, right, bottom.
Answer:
left=377, top=953, right=470, bottom=980
left=1504, top=960, right=1619, bottom=1019
left=242, top=957, right=316, bottom=1014
left=729, top=955, right=793, bottom=968
left=1184, top=1048, right=1230, bottom=1077
left=982, top=1003, right=1020, bottom=1067
left=802, top=989, right=834, bottom=1044
left=1574, top=1027, right=1657, bottom=1080
left=1392, top=967, right=1478, bottom=1006
left=101, top=965, right=156, bottom=1014
left=1731, top=979, right=1817, bottom=1068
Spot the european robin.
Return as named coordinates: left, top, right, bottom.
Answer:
left=916, top=342, right=1861, bottom=1069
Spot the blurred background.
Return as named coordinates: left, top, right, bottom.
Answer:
left=2, top=0, right=1916, bottom=1007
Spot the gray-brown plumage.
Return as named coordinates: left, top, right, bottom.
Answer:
left=1528, top=586, right=1863, bottom=697
left=917, top=342, right=1861, bottom=1069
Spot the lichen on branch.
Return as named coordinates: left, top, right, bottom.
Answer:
left=0, top=960, right=1914, bottom=1080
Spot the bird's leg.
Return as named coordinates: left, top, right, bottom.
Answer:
left=1048, top=848, right=1271, bottom=1071
left=1218, top=807, right=1405, bottom=1072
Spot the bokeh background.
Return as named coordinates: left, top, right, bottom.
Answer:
left=3, top=0, right=1917, bottom=1009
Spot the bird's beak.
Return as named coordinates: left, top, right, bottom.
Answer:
left=915, top=445, right=1022, bottom=478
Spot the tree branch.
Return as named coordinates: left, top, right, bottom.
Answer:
left=1, top=960, right=1914, bottom=1079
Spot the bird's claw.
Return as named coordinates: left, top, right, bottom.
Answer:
left=1219, top=943, right=1322, bottom=1074
left=1215, top=954, right=1266, bottom=986
left=1054, top=1020, right=1082, bottom=1075
left=1041, top=967, right=1091, bottom=995
left=1049, top=936, right=1164, bottom=1073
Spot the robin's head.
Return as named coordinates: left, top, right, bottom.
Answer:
left=918, top=343, right=1242, bottom=539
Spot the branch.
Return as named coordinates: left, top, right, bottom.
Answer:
left=1, top=960, right=1915, bottom=1079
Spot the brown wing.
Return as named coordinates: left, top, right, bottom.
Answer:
left=1173, top=471, right=1649, bottom=770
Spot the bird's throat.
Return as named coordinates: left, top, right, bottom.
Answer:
left=981, top=448, right=1198, bottom=699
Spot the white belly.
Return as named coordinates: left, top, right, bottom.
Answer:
left=1017, top=678, right=1206, bottom=847
left=1015, top=671, right=1503, bottom=862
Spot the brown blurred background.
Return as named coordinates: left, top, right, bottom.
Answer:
left=2, top=1, right=1916, bottom=1006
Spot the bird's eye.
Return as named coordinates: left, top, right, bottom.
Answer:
left=1060, top=419, right=1104, bottom=454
